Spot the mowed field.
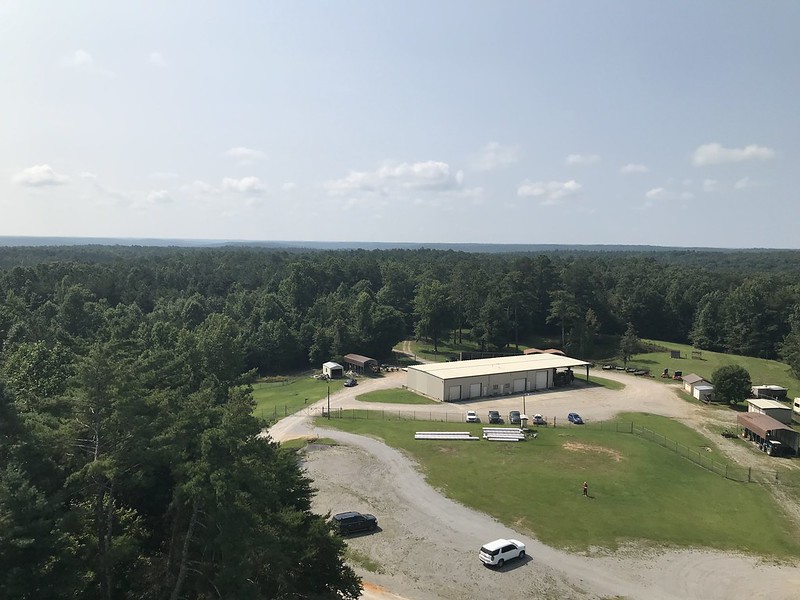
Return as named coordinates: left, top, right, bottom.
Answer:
left=318, top=412, right=800, bottom=558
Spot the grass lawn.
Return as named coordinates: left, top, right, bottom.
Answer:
left=356, top=389, right=438, bottom=405
left=584, top=375, right=626, bottom=391
left=317, top=412, right=800, bottom=558
left=251, top=375, right=346, bottom=421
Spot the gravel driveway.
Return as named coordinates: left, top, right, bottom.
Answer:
left=269, top=370, right=800, bottom=600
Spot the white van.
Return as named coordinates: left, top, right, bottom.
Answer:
left=793, top=398, right=800, bottom=417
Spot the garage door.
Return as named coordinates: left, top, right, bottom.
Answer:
left=469, top=382, right=482, bottom=399
left=534, top=371, right=548, bottom=390
left=513, top=378, right=526, bottom=393
left=448, top=385, right=462, bottom=401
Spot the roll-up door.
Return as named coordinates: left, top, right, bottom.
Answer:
left=535, top=371, right=549, bottom=389
left=469, top=382, right=482, bottom=398
left=513, top=378, right=526, bottom=393
left=448, top=385, right=462, bottom=401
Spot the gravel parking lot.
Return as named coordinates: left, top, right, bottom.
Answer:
left=270, top=370, right=800, bottom=600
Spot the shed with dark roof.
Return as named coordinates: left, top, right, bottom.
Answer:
left=737, top=413, right=798, bottom=455
left=343, top=353, right=379, bottom=373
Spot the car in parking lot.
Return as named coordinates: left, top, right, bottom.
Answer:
left=465, top=410, right=480, bottom=423
left=508, top=410, right=521, bottom=424
left=331, top=511, right=378, bottom=535
left=531, top=414, right=546, bottom=426
left=487, top=410, right=502, bottom=424
left=343, top=378, right=357, bottom=387
left=479, top=538, right=526, bottom=567
left=567, top=412, right=584, bottom=424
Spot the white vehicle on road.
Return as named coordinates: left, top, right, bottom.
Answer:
left=465, top=410, right=479, bottom=423
left=479, top=538, right=526, bottom=567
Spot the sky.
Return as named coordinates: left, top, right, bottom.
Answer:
left=2, top=1, right=798, bottom=248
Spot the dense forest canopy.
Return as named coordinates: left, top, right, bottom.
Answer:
left=2, top=244, right=800, bottom=598
left=2, top=245, right=800, bottom=365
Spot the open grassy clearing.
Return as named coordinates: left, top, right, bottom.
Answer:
left=627, top=339, right=800, bottom=398
left=355, top=388, right=438, bottom=405
left=317, top=412, right=800, bottom=558
left=251, top=374, right=345, bottom=420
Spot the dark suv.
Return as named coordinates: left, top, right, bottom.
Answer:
left=332, top=511, right=378, bottom=535
left=487, top=410, right=502, bottom=424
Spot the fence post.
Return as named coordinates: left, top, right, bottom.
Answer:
left=748, top=467, right=751, bottom=483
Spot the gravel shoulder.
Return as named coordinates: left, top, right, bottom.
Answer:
left=269, top=370, right=800, bottom=600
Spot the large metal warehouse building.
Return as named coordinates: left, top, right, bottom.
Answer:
left=406, top=354, right=592, bottom=402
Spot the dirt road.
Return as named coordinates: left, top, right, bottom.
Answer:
left=268, top=370, right=800, bottom=600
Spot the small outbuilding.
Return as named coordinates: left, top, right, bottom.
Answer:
left=693, top=384, right=714, bottom=403
left=343, top=353, right=379, bottom=374
left=737, top=412, right=799, bottom=455
left=751, top=384, right=788, bottom=401
left=682, top=373, right=708, bottom=394
left=747, top=398, right=793, bottom=425
left=523, top=348, right=566, bottom=356
left=322, top=361, right=344, bottom=379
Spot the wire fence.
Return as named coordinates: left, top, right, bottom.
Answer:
left=628, top=423, right=785, bottom=484
left=278, top=407, right=798, bottom=487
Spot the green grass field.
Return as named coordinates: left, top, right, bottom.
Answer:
left=316, top=412, right=800, bottom=557
left=251, top=375, right=346, bottom=421
left=355, top=388, right=438, bottom=405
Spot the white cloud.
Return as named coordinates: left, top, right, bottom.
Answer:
left=182, top=180, right=217, bottom=195
left=735, top=177, right=753, bottom=190
left=222, top=176, right=266, bottom=194
left=471, top=142, right=519, bottom=171
left=645, top=187, right=666, bottom=199
left=620, top=163, right=650, bottom=174
left=80, top=171, right=98, bottom=180
left=517, top=179, right=582, bottom=204
left=325, top=160, right=463, bottom=195
left=702, top=179, right=718, bottom=192
left=282, top=182, right=297, bottom=191
left=12, top=164, right=70, bottom=186
left=146, top=190, right=172, bottom=205
left=59, top=49, right=94, bottom=68
left=566, top=153, right=600, bottom=166
left=225, top=146, right=267, bottom=165
left=58, top=49, right=114, bottom=77
left=691, top=142, right=775, bottom=166
left=149, top=51, right=168, bottom=68
left=680, top=191, right=695, bottom=200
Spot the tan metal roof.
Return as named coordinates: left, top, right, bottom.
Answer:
left=747, top=398, right=790, bottom=410
left=682, top=373, right=706, bottom=384
left=408, top=354, right=590, bottom=380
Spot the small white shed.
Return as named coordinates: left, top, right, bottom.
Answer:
left=693, top=384, right=714, bottom=403
left=322, top=361, right=344, bottom=379
left=682, top=373, right=707, bottom=394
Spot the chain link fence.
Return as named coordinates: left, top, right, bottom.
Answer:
left=278, top=407, right=797, bottom=487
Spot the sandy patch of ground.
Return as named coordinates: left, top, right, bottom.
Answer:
left=562, top=441, right=624, bottom=462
